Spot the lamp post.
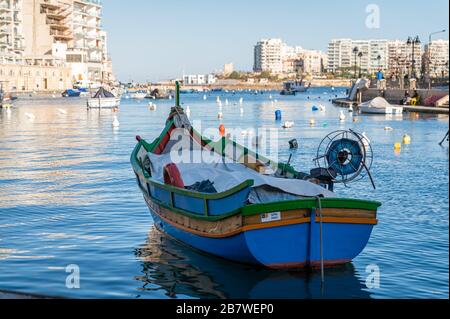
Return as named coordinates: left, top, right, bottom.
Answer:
left=427, top=29, right=446, bottom=89
left=353, top=47, right=359, bottom=80
left=358, top=52, right=363, bottom=78
left=407, top=36, right=421, bottom=79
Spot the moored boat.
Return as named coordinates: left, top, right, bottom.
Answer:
left=359, top=97, right=403, bottom=115
left=62, top=89, right=81, bottom=97
left=131, top=83, right=381, bottom=270
left=130, top=91, right=147, bottom=99
left=87, top=87, right=121, bottom=109
left=281, top=79, right=311, bottom=95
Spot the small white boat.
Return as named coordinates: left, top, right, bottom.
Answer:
left=87, top=87, right=121, bottom=109
left=359, top=97, right=403, bottom=115
left=130, top=92, right=147, bottom=99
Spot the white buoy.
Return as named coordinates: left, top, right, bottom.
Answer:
left=186, top=106, right=191, bottom=118
left=216, top=96, right=221, bottom=104
left=149, top=102, right=157, bottom=111
left=339, top=110, right=346, bottom=121
left=112, top=116, right=120, bottom=127
left=283, top=121, right=295, bottom=129
left=319, top=104, right=326, bottom=112
left=169, top=95, right=173, bottom=100
left=203, top=95, right=207, bottom=101
left=218, top=111, right=223, bottom=119
left=225, top=99, right=229, bottom=106
left=384, top=126, right=394, bottom=131
left=57, top=108, right=67, bottom=115
left=239, top=97, right=244, bottom=105
left=269, top=94, right=273, bottom=100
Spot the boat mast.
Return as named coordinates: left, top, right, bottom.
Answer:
left=175, top=81, right=181, bottom=107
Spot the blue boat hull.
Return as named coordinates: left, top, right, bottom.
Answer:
left=147, top=200, right=375, bottom=269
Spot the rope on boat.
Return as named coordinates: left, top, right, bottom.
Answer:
left=439, top=130, right=449, bottom=146
left=315, top=196, right=325, bottom=285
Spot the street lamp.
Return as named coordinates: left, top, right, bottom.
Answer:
left=353, top=47, right=359, bottom=79
left=358, top=52, right=363, bottom=78
left=428, top=29, right=446, bottom=89
left=407, top=36, right=421, bottom=79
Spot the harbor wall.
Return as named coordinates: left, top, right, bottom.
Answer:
left=361, top=88, right=449, bottom=105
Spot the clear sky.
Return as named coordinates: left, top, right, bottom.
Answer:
left=102, top=0, right=449, bottom=82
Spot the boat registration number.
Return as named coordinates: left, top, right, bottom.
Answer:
left=261, top=212, right=282, bottom=223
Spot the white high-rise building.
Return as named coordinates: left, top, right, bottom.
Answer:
left=327, top=39, right=353, bottom=72
left=424, top=39, right=449, bottom=78
left=387, top=40, right=422, bottom=78
left=0, top=0, right=25, bottom=62
left=254, top=39, right=326, bottom=75
left=328, top=38, right=426, bottom=77
left=0, top=0, right=114, bottom=91
left=327, top=39, right=390, bottom=74
left=254, top=38, right=284, bottom=74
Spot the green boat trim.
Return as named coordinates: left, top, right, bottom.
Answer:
left=131, top=135, right=382, bottom=223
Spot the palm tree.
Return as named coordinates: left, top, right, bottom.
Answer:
left=358, top=52, right=364, bottom=78
left=353, top=47, right=359, bottom=79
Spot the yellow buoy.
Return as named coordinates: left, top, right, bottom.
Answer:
left=394, top=142, right=402, bottom=151
left=310, top=119, right=316, bottom=126
left=403, top=134, right=411, bottom=145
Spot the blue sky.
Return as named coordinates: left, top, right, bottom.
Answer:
left=102, top=0, right=449, bottom=82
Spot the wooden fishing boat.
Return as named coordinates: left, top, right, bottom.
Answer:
left=131, top=83, right=381, bottom=270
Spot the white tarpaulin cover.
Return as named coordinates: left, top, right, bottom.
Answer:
left=147, top=150, right=335, bottom=203
left=360, top=97, right=391, bottom=109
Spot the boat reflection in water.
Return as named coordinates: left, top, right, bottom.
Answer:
left=134, top=227, right=372, bottom=299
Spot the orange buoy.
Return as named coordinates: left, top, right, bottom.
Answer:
left=219, top=124, right=226, bottom=137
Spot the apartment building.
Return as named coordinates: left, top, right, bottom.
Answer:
left=327, top=39, right=353, bottom=72
left=254, top=39, right=327, bottom=75
left=0, top=0, right=113, bottom=92
left=253, top=38, right=284, bottom=74
left=182, top=74, right=216, bottom=85
left=424, top=39, right=449, bottom=78
left=0, top=0, right=25, bottom=61
left=328, top=38, right=426, bottom=77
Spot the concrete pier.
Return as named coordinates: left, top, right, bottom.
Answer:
left=402, top=105, right=449, bottom=114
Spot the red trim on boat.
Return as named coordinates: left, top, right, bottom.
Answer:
left=163, top=163, right=185, bottom=188
left=154, top=126, right=175, bottom=155
left=267, top=259, right=352, bottom=270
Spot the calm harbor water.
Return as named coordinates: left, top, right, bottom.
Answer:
left=0, top=88, right=448, bottom=299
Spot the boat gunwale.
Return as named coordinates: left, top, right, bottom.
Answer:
left=131, top=117, right=382, bottom=221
